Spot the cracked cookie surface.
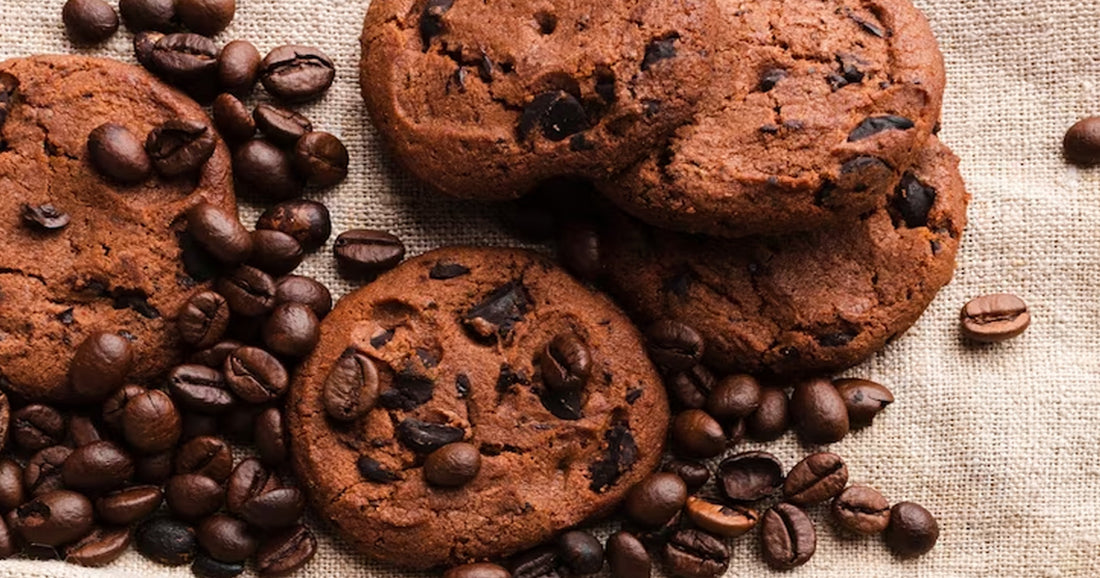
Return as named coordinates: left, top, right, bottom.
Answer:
left=598, top=0, right=945, bottom=238
left=597, top=137, right=967, bottom=377
left=359, top=0, right=719, bottom=199
left=288, top=247, right=668, bottom=569
left=0, top=56, right=235, bottom=402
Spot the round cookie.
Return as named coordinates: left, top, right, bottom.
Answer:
left=0, top=56, right=235, bottom=402
left=595, top=137, right=967, bottom=377
left=288, top=247, right=668, bottom=569
left=598, top=0, right=946, bottom=238
left=360, top=0, right=719, bottom=200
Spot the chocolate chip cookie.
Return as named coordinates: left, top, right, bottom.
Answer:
left=599, top=0, right=946, bottom=238
left=360, top=0, right=719, bottom=199
left=0, top=56, right=235, bottom=402
left=288, top=247, right=668, bottom=568
left=595, top=137, right=968, bottom=377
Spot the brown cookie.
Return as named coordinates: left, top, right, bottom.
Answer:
left=594, top=137, right=968, bottom=377
left=360, top=0, right=720, bottom=199
left=288, top=247, right=668, bottom=568
left=0, top=56, right=235, bottom=402
left=599, top=0, right=946, bottom=237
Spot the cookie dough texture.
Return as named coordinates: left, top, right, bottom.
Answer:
left=289, top=247, right=668, bottom=569
left=360, top=0, right=719, bottom=199
left=598, top=137, right=968, bottom=377
left=0, top=56, right=235, bottom=402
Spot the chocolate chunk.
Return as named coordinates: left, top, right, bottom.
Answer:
left=419, top=0, right=454, bottom=48
left=848, top=12, right=887, bottom=38
left=495, top=365, right=528, bottom=394
left=378, top=368, right=434, bottom=410
left=540, top=388, right=583, bottom=420
left=642, top=36, right=678, bottom=70
left=569, top=134, right=595, bottom=151
left=477, top=53, right=494, bottom=83
left=758, top=68, right=786, bottom=92
left=837, top=156, right=892, bottom=193
left=663, top=272, right=692, bottom=298
left=369, top=329, right=394, bottom=349
left=588, top=423, right=638, bottom=492
left=817, top=331, right=857, bottom=347
left=893, top=173, right=937, bottom=228
left=395, top=419, right=464, bottom=454
left=21, top=204, right=71, bottom=231
left=463, top=281, right=530, bottom=341
left=518, top=91, right=588, bottom=142
left=429, top=262, right=470, bottom=280
left=455, top=374, right=471, bottom=398
left=356, top=456, right=398, bottom=484
left=0, top=72, right=17, bottom=129
left=848, top=115, right=915, bottom=141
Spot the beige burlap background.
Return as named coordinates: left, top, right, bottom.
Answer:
left=2, top=0, right=1099, bottom=576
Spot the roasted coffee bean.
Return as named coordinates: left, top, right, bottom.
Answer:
left=166, top=474, right=224, bottom=521
left=1064, top=116, right=1100, bottom=165
left=396, top=419, right=464, bottom=454
left=198, top=514, right=257, bottom=563
left=169, top=364, right=235, bottom=414
left=685, top=496, right=758, bottom=538
left=249, top=230, right=305, bottom=277
left=424, top=442, right=480, bottom=487
left=12, top=404, right=67, bottom=452
left=67, top=416, right=103, bottom=447
left=260, top=45, right=336, bottom=103
left=670, top=409, right=725, bottom=459
left=960, top=293, right=1030, bottom=343
left=606, top=531, right=650, bottom=578
left=88, top=123, right=151, bottom=184
left=760, top=503, right=816, bottom=570
left=61, top=441, right=134, bottom=492
left=25, top=446, right=72, bottom=497
left=240, top=487, right=304, bottom=530
left=624, top=472, right=687, bottom=528
left=122, top=389, right=182, bottom=454
left=444, top=562, right=512, bottom=578
left=254, top=408, right=288, bottom=467
left=8, top=490, right=93, bottom=547
left=885, top=501, right=939, bottom=558
left=518, top=90, right=588, bottom=142
left=175, top=436, right=233, bottom=481
left=218, top=40, right=261, bottom=97
left=275, top=275, right=332, bottom=318
left=103, top=384, right=146, bottom=431
left=219, top=269, right=277, bottom=320
left=783, top=452, right=848, bottom=506
left=322, top=349, right=380, bottom=422
left=717, top=451, right=784, bottom=503
left=226, top=458, right=278, bottom=514
left=255, top=524, right=316, bottom=576
left=212, top=93, right=256, bottom=143
left=663, top=529, right=729, bottom=578
left=0, top=394, right=7, bottom=447
left=63, top=0, right=119, bottom=44
left=135, top=451, right=175, bottom=484
left=832, top=485, right=890, bottom=535
left=790, top=378, right=850, bottom=445
left=64, top=525, right=132, bottom=567
left=224, top=347, right=289, bottom=404
left=558, top=220, right=603, bottom=282
left=507, top=546, right=561, bottom=578
left=558, top=530, right=603, bottom=575
left=95, top=485, right=162, bottom=525
left=667, top=365, right=715, bottom=410
left=334, top=229, right=406, bottom=276
left=24, top=543, right=62, bottom=560
left=834, top=378, right=894, bottom=428
left=746, top=387, right=789, bottom=442
left=147, top=119, right=218, bottom=177
left=261, top=303, right=320, bottom=357
left=189, top=340, right=245, bottom=368
left=176, top=0, right=235, bottom=36
left=21, top=203, right=71, bottom=231
left=233, top=139, right=304, bottom=201
left=193, top=554, right=246, bottom=578
left=119, top=0, right=175, bottom=31
left=150, top=33, right=219, bottom=83
left=540, top=332, right=592, bottom=392
left=257, top=200, right=332, bottom=252
left=186, top=202, right=254, bottom=264
left=293, top=131, right=349, bottom=188
left=133, top=30, right=165, bottom=68
left=645, top=320, right=704, bottom=372
left=0, top=518, right=14, bottom=559
left=705, top=374, right=761, bottom=421
left=178, top=291, right=232, bottom=348
left=252, top=104, right=313, bottom=147
left=70, top=332, right=135, bottom=401
left=0, top=460, right=25, bottom=512
left=136, top=517, right=196, bottom=566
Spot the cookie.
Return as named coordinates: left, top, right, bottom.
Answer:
left=598, top=0, right=946, bottom=238
left=288, top=247, right=668, bottom=569
left=360, top=0, right=719, bottom=200
left=594, top=137, right=968, bottom=377
left=0, top=56, right=235, bottom=402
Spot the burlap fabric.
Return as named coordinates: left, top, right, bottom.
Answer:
left=1, top=0, right=1098, bottom=576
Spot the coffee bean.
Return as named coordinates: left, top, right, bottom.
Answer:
left=790, top=378, right=850, bottom=445
left=645, top=320, right=704, bottom=372
left=262, top=303, right=319, bottom=358
left=212, top=93, right=256, bottom=143
left=176, top=0, right=235, bottom=36
left=240, top=487, right=304, bottom=529
left=69, top=332, right=135, bottom=402
left=960, top=293, right=1030, bottom=343
left=226, top=458, right=278, bottom=514
left=624, top=472, right=687, bottom=528
left=395, top=419, right=464, bottom=454
left=95, top=485, right=163, bottom=525
left=61, top=441, right=134, bottom=492
left=252, top=104, right=313, bottom=147
left=166, top=474, right=224, bottom=521
left=558, top=530, right=603, bottom=575
left=175, top=436, right=233, bottom=481
left=606, top=531, right=650, bottom=578
left=334, top=229, right=406, bottom=276
left=133, top=30, right=165, bottom=69
left=12, top=404, right=67, bottom=452
left=1064, top=116, right=1100, bottom=165
left=8, top=490, right=94, bottom=546
left=255, top=524, right=316, bottom=576
left=136, top=517, right=196, bottom=566
left=169, top=365, right=235, bottom=414
left=25, top=446, right=72, bottom=497
left=321, top=349, right=380, bottom=422
left=885, top=501, right=939, bottom=558
left=684, top=496, right=758, bottom=538
left=249, top=230, right=305, bottom=276
left=63, top=0, right=119, bottom=44
left=64, top=525, right=132, bottom=567
left=122, top=389, right=182, bottom=454
left=558, top=221, right=603, bottom=282
left=146, top=119, right=218, bottom=177
left=189, top=340, right=245, bottom=368
left=119, top=0, right=175, bottom=31
left=135, top=451, right=175, bottom=484
left=275, top=275, right=332, bottom=318
left=661, top=459, right=710, bottom=494
left=254, top=408, right=288, bottom=467
left=260, top=45, right=335, bottom=103
left=217, top=266, right=277, bottom=316
left=745, top=387, right=789, bottom=442
left=218, top=40, right=261, bottom=97
left=538, top=332, right=592, bottom=392
left=233, top=139, right=304, bottom=201
left=197, top=514, right=257, bottom=563
left=760, top=503, right=816, bottom=570
left=717, top=451, right=784, bottom=503
left=24, top=543, right=61, bottom=560
left=292, top=131, right=349, bottom=188
left=0, top=460, right=25, bottom=512
left=663, top=529, right=729, bottom=578
left=705, top=374, right=761, bottom=421
left=224, top=347, right=289, bottom=404
left=178, top=291, right=232, bottom=348
left=0, top=518, right=13, bottom=559
left=444, top=562, right=512, bottom=578
left=256, top=200, right=332, bottom=252
left=833, top=378, right=894, bottom=428
left=87, top=123, right=151, bottom=184
left=67, top=415, right=103, bottom=448
left=670, top=409, right=725, bottom=459
left=831, top=485, right=890, bottom=535
left=193, top=554, right=245, bottom=578
left=507, top=546, right=561, bottom=578
left=424, top=442, right=481, bottom=487
left=783, top=452, right=848, bottom=506
left=21, top=203, right=71, bottom=231
left=518, top=90, right=588, bottom=142
left=667, top=365, right=715, bottom=410
left=150, top=33, right=219, bottom=84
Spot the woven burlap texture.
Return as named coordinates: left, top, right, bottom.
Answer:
left=2, top=0, right=1098, bottom=576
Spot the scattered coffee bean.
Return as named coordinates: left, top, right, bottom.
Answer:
left=507, top=546, right=561, bottom=578
left=832, top=485, right=891, bottom=535
left=198, top=514, right=258, bottom=563
left=12, top=404, right=67, bottom=452
left=150, top=33, right=219, bottom=83
left=760, top=503, right=816, bottom=570
left=189, top=340, right=245, bottom=368
left=135, top=451, right=176, bottom=484
left=745, top=387, right=789, bottom=442
left=166, top=474, right=224, bottom=521
left=69, top=332, right=135, bottom=402
left=178, top=291, right=232, bottom=348
left=444, top=562, right=512, bottom=578
left=169, top=365, right=235, bottom=414
left=255, top=524, right=316, bottom=576
left=260, top=45, right=336, bottom=103
left=275, top=275, right=333, bottom=318
left=645, top=320, right=704, bottom=372
left=217, top=265, right=277, bottom=316
left=136, top=517, right=197, bottom=566
left=67, top=416, right=103, bottom=447
left=119, top=0, right=175, bottom=31
left=670, top=409, right=725, bottom=458
left=262, top=303, right=320, bottom=357
left=0, top=460, right=25, bottom=512
left=224, top=346, right=289, bottom=404
left=606, top=531, right=650, bottom=578
left=253, top=104, right=313, bottom=147
left=146, top=119, right=218, bottom=177
left=249, top=230, right=305, bottom=276
left=705, top=374, right=761, bottom=421
left=254, top=408, right=289, bottom=466
left=253, top=202, right=330, bottom=256
left=790, top=378, right=850, bottom=445
left=63, top=0, right=119, bottom=44
left=783, top=452, right=848, bottom=506
left=88, top=123, right=151, bottom=184
left=624, top=472, right=687, bottom=528
left=834, top=378, right=894, bottom=428
left=193, top=553, right=246, bottom=578
left=558, top=220, right=602, bottom=282
left=424, top=442, right=481, bottom=487
left=1064, top=116, right=1100, bottom=165
left=122, top=389, right=182, bottom=454
left=21, top=203, right=71, bottom=231
left=717, top=451, right=784, bottom=503
left=133, top=30, right=165, bottom=69
left=176, top=0, right=235, bottom=36
left=24, top=446, right=72, bottom=497
left=684, top=496, right=758, bottom=538
left=7, top=490, right=94, bottom=547
left=667, top=365, right=715, bottom=410
left=186, top=202, right=253, bottom=264
left=212, top=93, right=256, bottom=143
left=175, top=436, right=233, bottom=481
left=95, top=485, right=163, bottom=525
left=558, top=530, right=603, bottom=575
left=885, top=501, right=939, bottom=558
left=663, top=529, right=729, bottom=578
left=540, top=332, right=591, bottom=391
left=661, top=459, right=710, bottom=494
left=61, top=440, right=134, bottom=492
left=333, top=229, right=406, bottom=276
left=322, top=349, right=380, bottom=422
left=240, top=487, right=304, bottom=529
left=233, top=139, right=304, bottom=200
left=960, top=293, right=1030, bottom=343
left=218, top=40, right=261, bottom=97
left=226, top=458, right=278, bottom=514
left=293, top=131, right=349, bottom=188
left=64, top=526, right=132, bottom=567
